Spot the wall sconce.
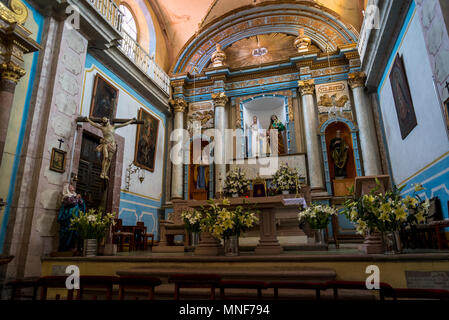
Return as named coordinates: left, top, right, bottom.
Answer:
left=125, top=163, right=145, bottom=191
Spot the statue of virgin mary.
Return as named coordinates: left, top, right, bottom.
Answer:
left=247, top=116, right=265, bottom=157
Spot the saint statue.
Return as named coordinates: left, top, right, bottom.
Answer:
left=246, top=115, right=265, bottom=157
left=84, top=116, right=137, bottom=180
left=330, top=130, right=349, bottom=178
left=57, top=183, right=85, bottom=252
left=211, top=43, right=226, bottom=68
left=192, top=152, right=210, bottom=199
left=267, top=115, right=286, bottom=155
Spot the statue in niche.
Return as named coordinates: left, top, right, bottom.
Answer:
left=330, top=130, right=349, bottom=178
left=246, top=115, right=266, bottom=157
left=294, top=28, right=312, bottom=53
left=84, top=116, right=137, bottom=180
left=58, top=183, right=85, bottom=253
left=267, top=115, right=286, bottom=155
left=211, top=43, right=226, bottom=68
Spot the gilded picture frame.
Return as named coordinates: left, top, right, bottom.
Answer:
left=134, top=108, right=159, bottom=172
left=50, top=148, right=67, bottom=173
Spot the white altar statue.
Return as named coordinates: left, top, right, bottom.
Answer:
left=246, top=116, right=266, bottom=157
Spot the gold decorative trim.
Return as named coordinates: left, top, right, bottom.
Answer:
left=169, top=98, right=187, bottom=113
left=0, top=61, right=26, bottom=83
left=0, top=0, right=27, bottom=24
left=298, top=79, right=315, bottom=96
left=211, top=92, right=228, bottom=107
left=348, top=71, right=366, bottom=89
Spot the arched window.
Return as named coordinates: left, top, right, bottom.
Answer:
left=120, top=4, right=138, bottom=41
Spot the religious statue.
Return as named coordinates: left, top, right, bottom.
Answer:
left=246, top=115, right=265, bottom=157
left=57, top=183, right=85, bottom=252
left=192, top=152, right=210, bottom=200
left=84, top=116, right=137, bottom=180
left=330, top=130, right=349, bottom=178
left=294, top=28, right=312, bottom=53
left=267, top=115, right=286, bottom=155
left=211, top=43, right=226, bottom=68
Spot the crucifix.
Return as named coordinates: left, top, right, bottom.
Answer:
left=76, top=116, right=143, bottom=180
left=58, top=138, right=64, bottom=149
left=445, top=81, right=449, bottom=95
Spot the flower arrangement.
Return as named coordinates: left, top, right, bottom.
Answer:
left=223, top=168, right=250, bottom=196
left=272, top=164, right=301, bottom=192
left=181, top=209, right=202, bottom=233
left=70, top=209, right=116, bottom=240
left=298, top=204, right=338, bottom=229
left=342, top=181, right=430, bottom=235
left=200, top=199, right=259, bottom=239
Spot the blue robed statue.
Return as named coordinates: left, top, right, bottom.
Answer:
left=57, top=183, right=85, bottom=252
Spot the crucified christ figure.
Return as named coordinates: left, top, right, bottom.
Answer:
left=83, top=116, right=137, bottom=180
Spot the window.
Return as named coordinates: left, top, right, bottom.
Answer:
left=120, top=4, right=138, bottom=41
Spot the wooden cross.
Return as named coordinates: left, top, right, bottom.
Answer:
left=445, top=81, right=449, bottom=95
left=58, top=138, right=64, bottom=149
left=76, top=116, right=144, bottom=125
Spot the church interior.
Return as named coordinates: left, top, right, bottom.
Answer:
left=0, top=0, right=449, bottom=302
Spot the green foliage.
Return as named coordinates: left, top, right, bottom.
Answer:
left=70, top=208, right=116, bottom=240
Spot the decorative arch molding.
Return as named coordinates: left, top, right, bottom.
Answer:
left=319, top=117, right=362, bottom=194
left=172, top=1, right=359, bottom=74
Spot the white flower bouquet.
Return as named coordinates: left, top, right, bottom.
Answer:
left=298, top=204, right=337, bottom=229
left=224, top=168, right=250, bottom=196
left=272, top=164, right=301, bottom=192
left=70, top=208, right=116, bottom=240
left=181, top=209, right=202, bottom=233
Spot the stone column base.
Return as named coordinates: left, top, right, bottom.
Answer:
left=194, top=232, right=223, bottom=256
left=360, top=232, right=384, bottom=254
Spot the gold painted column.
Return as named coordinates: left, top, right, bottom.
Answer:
left=170, top=98, right=187, bottom=199
left=298, top=79, right=325, bottom=190
left=349, top=72, right=381, bottom=176
left=212, top=92, right=228, bottom=196
left=0, top=2, right=40, bottom=164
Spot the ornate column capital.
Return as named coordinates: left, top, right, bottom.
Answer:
left=0, top=62, right=26, bottom=83
left=348, top=71, right=367, bottom=89
left=211, top=92, right=228, bottom=107
left=298, top=79, right=315, bottom=96
left=169, top=98, right=187, bottom=113
left=0, top=0, right=28, bottom=24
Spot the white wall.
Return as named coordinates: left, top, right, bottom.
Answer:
left=378, top=10, right=449, bottom=184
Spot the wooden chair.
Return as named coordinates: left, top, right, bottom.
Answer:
left=118, top=275, right=162, bottom=300
left=325, top=280, right=393, bottom=300
left=7, top=277, right=40, bottom=300
left=168, top=274, right=221, bottom=300
left=38, top=276, right=74, bottom=300
left=269, top=281, right=327, bottom=300
left=219, top=280, right=267, bottom=300
left=76, top=276, right=118, bottom=300
left=112, top=219, right=135, bottom=252
left=135, top=221, right=154, bottom=250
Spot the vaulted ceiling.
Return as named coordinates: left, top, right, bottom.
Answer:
left=149, top=0, right=367, bottom=71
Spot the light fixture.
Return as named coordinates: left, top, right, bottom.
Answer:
left=125, top=162, right=145, bottom=191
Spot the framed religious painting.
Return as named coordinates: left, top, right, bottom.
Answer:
left=89, top=74, right=119, bottom=121
left=389, top=54, right=417, bottom=140
left=134, top=108, right=159, bottom=172
left=50, top=148, right=66, bottom=173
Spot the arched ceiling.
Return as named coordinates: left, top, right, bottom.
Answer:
left=171, top=1, right=360, bottom=74
left=150, top=0, right=366, bottom=70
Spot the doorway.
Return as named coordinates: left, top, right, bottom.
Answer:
left=76, top=133, right=105, bottom=210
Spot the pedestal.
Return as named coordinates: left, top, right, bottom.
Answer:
left=254, top=208, right=283, bottom=255
left=194, top=232, right=223, bottom=256
left=360, top=232, right=384, bottom=254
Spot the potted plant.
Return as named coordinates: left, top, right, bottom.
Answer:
left=298, top=204, right=337, bottom=244
left=200, top=199, right=258, bottom=256
left=272, top=164, right=301, bottom=195
left=181, top=209, right=202, bottom=246
left=70, top=209, right=116, bottom=256
left=223, top=168, right=250, bottom=197
left=342, top=182, right=430, bottom=254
